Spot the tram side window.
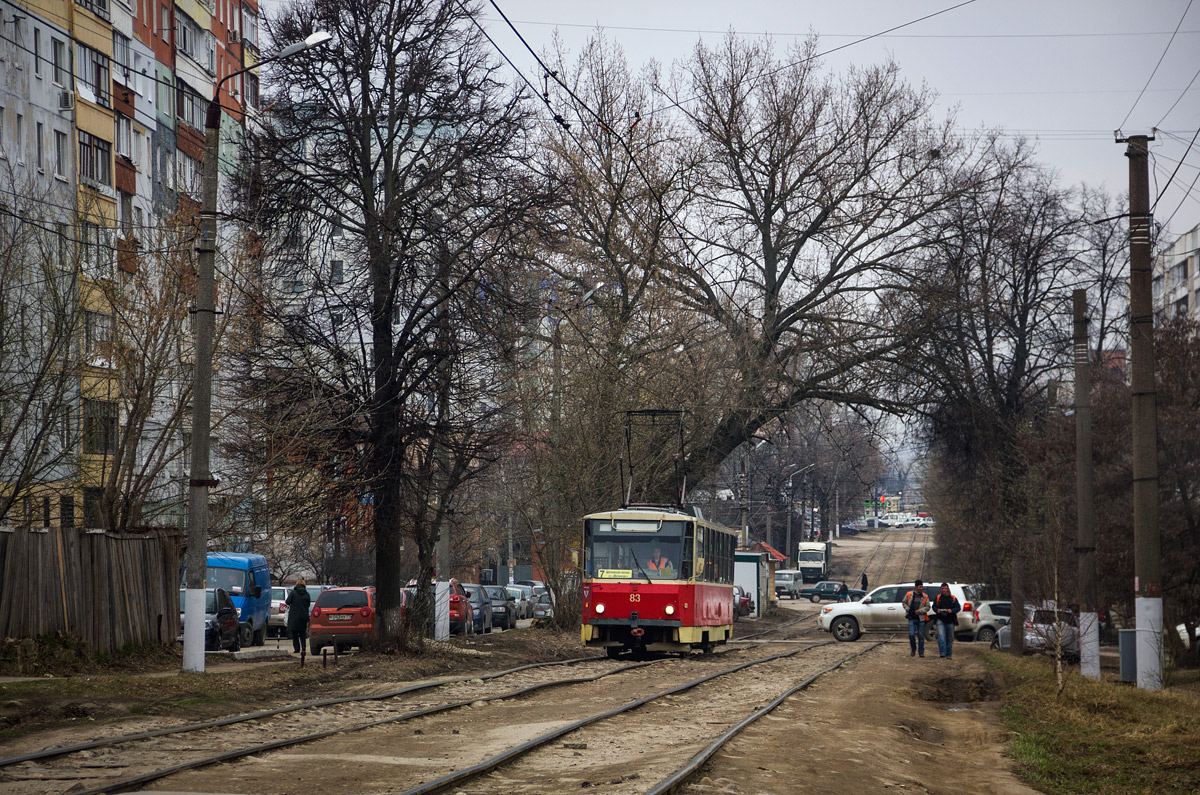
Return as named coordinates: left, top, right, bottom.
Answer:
left=682, top=523, right=694, bottom=580
left=720, top=534, right=731, bottom=583
left=700, top=533, right=710, bottom=583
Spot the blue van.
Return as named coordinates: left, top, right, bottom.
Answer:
left=203, top=552, right=271, bottom=647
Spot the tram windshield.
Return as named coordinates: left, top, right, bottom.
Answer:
left=584, top=520, right=687, bottom=580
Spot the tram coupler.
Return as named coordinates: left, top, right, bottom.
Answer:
left=631, top=627, right=645, bottom=638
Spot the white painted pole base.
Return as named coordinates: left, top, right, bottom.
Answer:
left=1135, top=596, right=1163, bottom=691
left=1079, top=611, right=1100, bottom=681
left=183, top=587, right=207, bottom=673
left=434, top=581, right=450, bottom=641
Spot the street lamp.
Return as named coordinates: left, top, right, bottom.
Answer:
left=183, top=31, right=333, bottom=674
left=785, top=464, right=815, bottom=568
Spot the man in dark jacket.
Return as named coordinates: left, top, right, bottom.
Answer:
left=285, top=579, right=312, bottom=654
left=932, top=582, right=961, bottom=659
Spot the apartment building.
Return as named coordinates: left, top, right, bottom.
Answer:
left=0, top=0, right=259, bottom=530
left=1153, top=221, right=1200, bottom=322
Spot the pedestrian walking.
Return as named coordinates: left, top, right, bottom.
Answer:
left=861, top=573, right=868, bottom=592
left=285, top=579, right=312, bottom=654
left=902, top=580, right=930, bottom=657
left=932, top=582, right=961, bottom=659
left=837, top=582, right=849, bottom=602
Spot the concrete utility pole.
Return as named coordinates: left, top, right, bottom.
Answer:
left=182, top=32, right=332, bottom=674
left=1122, top=133, right=1163, bottom=690
left=1073, top=289, right=1101, bottom=680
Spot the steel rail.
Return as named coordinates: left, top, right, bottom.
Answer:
left=60, top=658, right=662, bottom=795
left=645, top=640, right=885, bottom=795
left=391, top=641, right=836, bottom=795
left=0, top=653, right=608, bottom=769
left=733, top=612, right=817, bottom=640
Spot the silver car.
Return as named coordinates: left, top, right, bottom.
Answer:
left=506, top=585, right=531, bottom=619
left=818, top=582, right=982, bottom=642
left=992, top=607, right=1079, bottom=660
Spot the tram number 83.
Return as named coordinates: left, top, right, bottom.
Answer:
left=629, top=593, right=641, bottom=602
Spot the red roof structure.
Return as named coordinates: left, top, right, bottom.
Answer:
left=749, top=541, right=787, bottom=562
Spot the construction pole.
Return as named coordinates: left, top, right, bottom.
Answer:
left=1123, top=133, right=1163, bottom=690
left=1073, top=289, right=1100, bottom=680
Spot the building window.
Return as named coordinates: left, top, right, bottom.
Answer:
left=34, top=30, right=42, bottom=77
left=35, top=122, right=44, bottom=170
left=331, top=259, right=344, bottom=284
left=1175, top=296, right=1189, bottom=316
left=79, top=131, right=112, bottom=186
left=43, top=496, right=52, bottom=527
left=178, top=152, right=200, bottom=196
left=178, top=82, right=205, bottom=130
left=83, top=399, right=118, bottom=454
left=1171, top=259, right=1189, bottom=288
left=54, top=130, right=68, bottom=177
left=15, top=114, right=24, bottom=163
left=115, top=115, right=132, bottom=159
left=112, top=32, right=132, bottom=84
left=52, top=38, right=68, bottom=86
left=60, top=494, right=76, bottom=527
left=85, top=310, right=113, bottom=352
left=81, top=221, right=112, bottom=278
left=76, top=0, right=111, bottom=21
left=75, top=44, right=112, bottom=107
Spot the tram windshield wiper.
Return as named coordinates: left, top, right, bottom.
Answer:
left=627, top=548, right=653, bottom=584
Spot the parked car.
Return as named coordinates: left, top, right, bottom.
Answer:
left=178, top=587, right=240, bottom=651
left=268, top=584, right=330, bottom=638
left=817, top=582, right=983, bottom=642
left=774, top=570, right=804, bottom=599
left=463, top=584, right=494, bottom=634
left=991, top=605, right=1079, bottom=660
left=506, top=585, right=532, bottom=619
left=732, top=585, right=753, bottom=619
left=972, top=600, right=1012, bottom=645
left=309, top=587, right=380, bottom=655
left=483, top=585, right=518, bottom=630
left=799, top=581, right=865, bottom=603
left=839, top=525, right=860, bottom=536
left=532, top=591, right=554, bottom=620
left=404, top=580, right=474, bottom=635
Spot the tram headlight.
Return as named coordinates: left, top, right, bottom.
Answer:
left=664, top=604, right=676, bottom=616
left=594, top=602, right=606, bottom=614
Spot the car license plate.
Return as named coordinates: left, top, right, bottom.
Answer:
left=329, top=614, right=352, bottom=621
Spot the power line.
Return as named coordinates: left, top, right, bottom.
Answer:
left=1151, top=125, right=1200, bottom=213
left=1118, top=0, right=1194, bottom=130
left=1154, top=61, right=1200, bottom=127
left=479, top=15, right=1199, bottom=41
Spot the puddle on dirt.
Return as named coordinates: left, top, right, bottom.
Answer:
left=912, top=674, right=1001, bottom=704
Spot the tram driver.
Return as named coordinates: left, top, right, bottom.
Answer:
left=646, top=546, right=675, bottom=578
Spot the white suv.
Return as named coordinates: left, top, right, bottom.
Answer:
left=817, top=582, right=984, bottom=642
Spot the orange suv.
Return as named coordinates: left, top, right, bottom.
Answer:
left=309, top=587, right=378, bottom=655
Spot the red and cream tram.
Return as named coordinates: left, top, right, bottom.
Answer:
left=581, top=506, right=736, bottom=656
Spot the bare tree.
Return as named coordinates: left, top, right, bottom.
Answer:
left=0, top=168, right=82, bottom=526
left=237, top=0, right=543, bottom=647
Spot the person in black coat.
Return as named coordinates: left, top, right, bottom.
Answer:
left=285, top=579, right=312, bottom=654
left=932, top=582, right=961, bottom=659
left=861, top=573, right=868, bottom=591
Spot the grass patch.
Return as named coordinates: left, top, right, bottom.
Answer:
left=987, top=653, right=1200, bottom=794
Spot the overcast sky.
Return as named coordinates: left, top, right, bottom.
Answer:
left=472, top=0, right=1200, bottom=240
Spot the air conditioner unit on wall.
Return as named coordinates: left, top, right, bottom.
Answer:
left=229, top=30, right=239, bottom=43
left=58, top=90, right=75, bottom=110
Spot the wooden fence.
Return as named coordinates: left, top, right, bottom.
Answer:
left=0, top=526, right=181, bottom=653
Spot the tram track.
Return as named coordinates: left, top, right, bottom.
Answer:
left=0, top=656, right=649, bottom=795
left=0, top=615, right=826, bottom=795
left=392, top=640, right=884, bottom=795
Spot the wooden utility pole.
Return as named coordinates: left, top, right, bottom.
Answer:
left=1073, top=289, right=1100, bottom=680
left=1122, top=133, right=1163, bottom=690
